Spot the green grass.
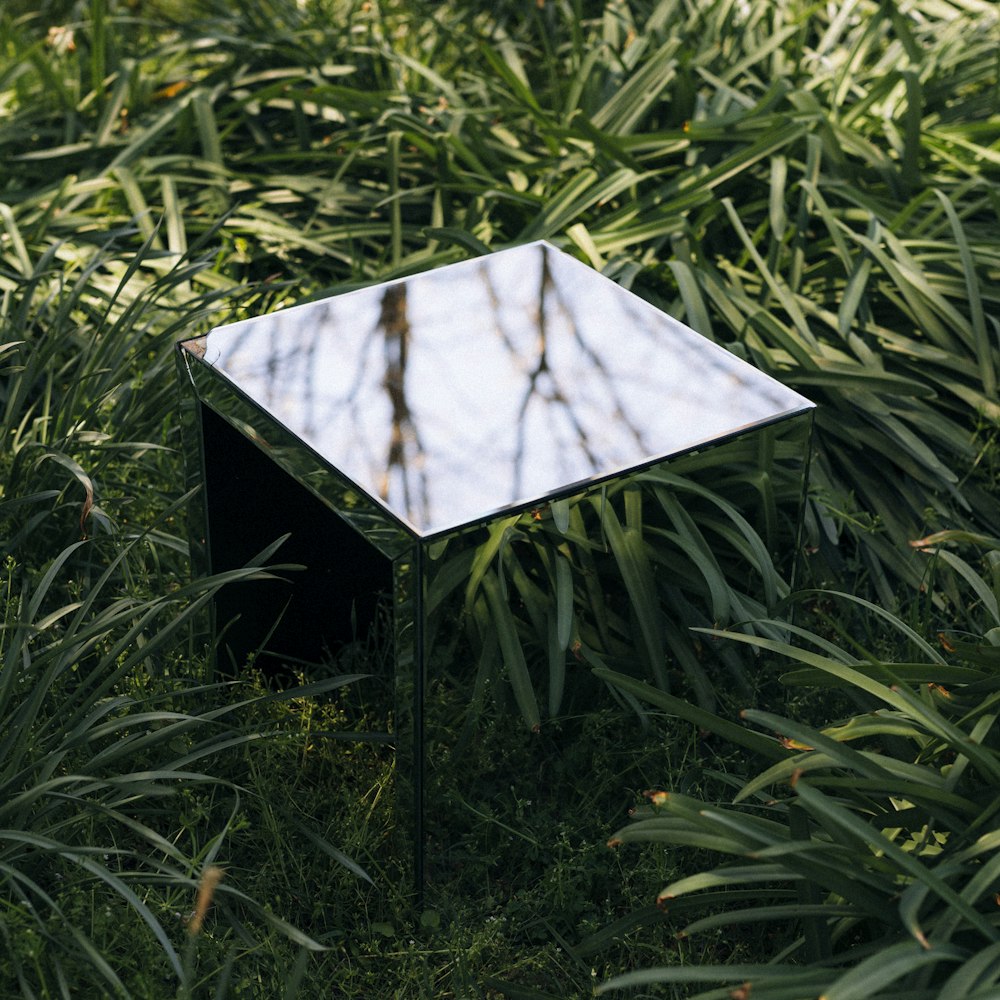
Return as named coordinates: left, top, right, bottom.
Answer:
left=1, top=0, right=999, bottom=995
left=600, top=538, right=1000, bottom=999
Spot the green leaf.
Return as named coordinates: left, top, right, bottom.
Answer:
left=593, top=667, right=784, bottom=760
left=823, top=939, right=964, bottom=1000
left=794, top=782, right=1000, bottom=944
left=554, top=552, right=573, bottom=650
left=482, top=569, right=540, bottom=730
left=593, top=494, right=667, bottom=689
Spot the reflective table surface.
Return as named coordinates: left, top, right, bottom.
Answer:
left=181, top=241, right=813, bottom=537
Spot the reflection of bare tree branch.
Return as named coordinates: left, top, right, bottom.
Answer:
left=482, top=247, right=656, bottom=495
left=300, top=317, right=319, bottom=438
left=480, top=265, right=523, bottom=359
left=511, top=251, right=601, bottom=496
left=379, top=284, right=428, bottom=523
left=550, top=275, right=650, bottom=455
left=339, top=319, right=384, bottom=463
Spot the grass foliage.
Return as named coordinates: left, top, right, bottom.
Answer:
left=1, top=0, right=999, bottom=995
left=602, top=534, right=1000, bottom=998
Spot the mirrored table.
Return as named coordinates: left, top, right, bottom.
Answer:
left=177, top=241, right=815, bottom=892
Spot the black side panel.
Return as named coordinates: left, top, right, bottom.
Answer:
left=200, top=402, right=393, bottom=676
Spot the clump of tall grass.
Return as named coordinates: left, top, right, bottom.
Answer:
left=0, top=524, right=365, bottom=993
left=600, top=531, right=1000, bottom=999
left=0, top=161, right=358, bottom=995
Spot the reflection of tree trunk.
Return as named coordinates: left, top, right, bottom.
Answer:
left=379, top=284, right=427, bottom=521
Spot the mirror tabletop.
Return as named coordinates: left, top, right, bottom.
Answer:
left=180, top=241, right=813, bottom=536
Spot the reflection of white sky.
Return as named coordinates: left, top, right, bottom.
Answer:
left=199, top=242, right=812, bottom=534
